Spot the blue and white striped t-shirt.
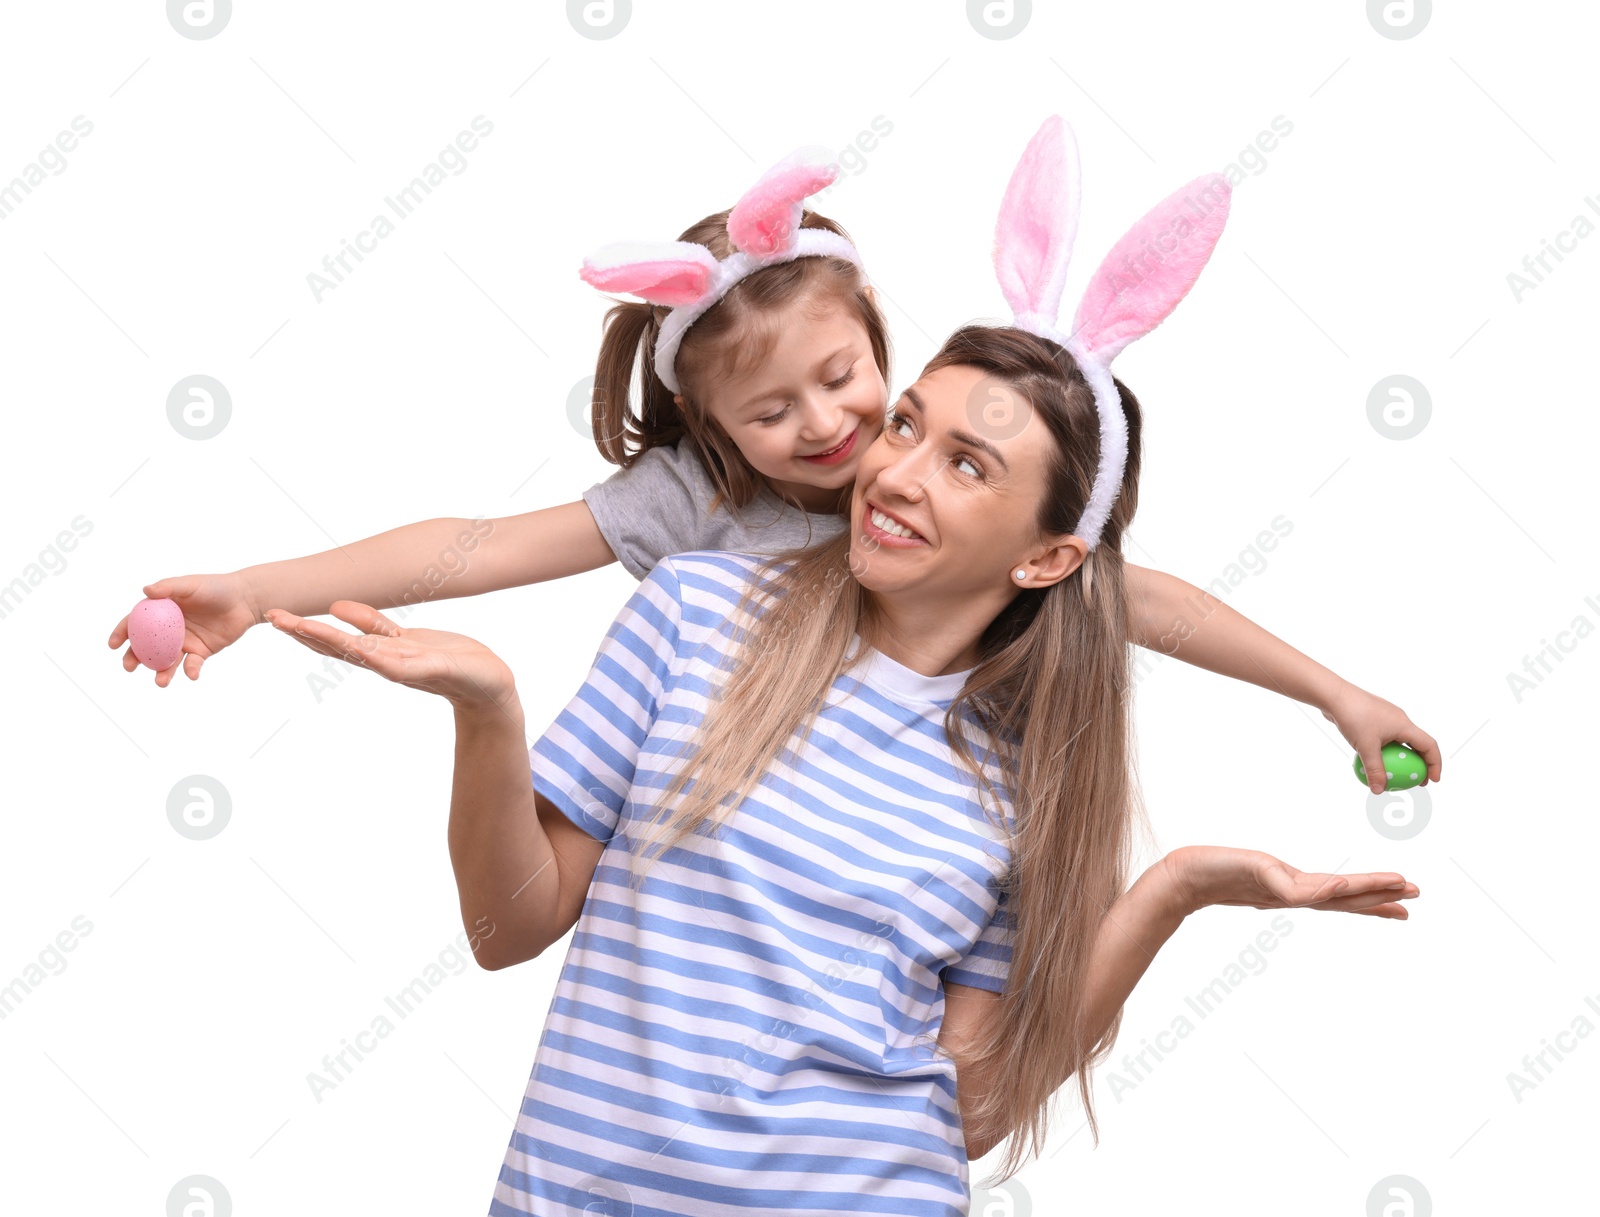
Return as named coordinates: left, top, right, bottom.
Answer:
left=491, top=551, right=1017, bottom=1217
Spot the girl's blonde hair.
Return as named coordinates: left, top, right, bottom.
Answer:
left=620, top=322, right=1150, bottom=1182
left=590, top=208, right=891, bottom=518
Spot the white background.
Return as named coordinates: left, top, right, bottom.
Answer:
left=2, top=1, right=1594, bottom=1213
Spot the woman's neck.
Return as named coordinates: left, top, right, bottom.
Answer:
left=860, top=589, right=1010, bottom=678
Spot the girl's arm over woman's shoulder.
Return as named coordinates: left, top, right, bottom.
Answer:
left=1123, top=563, right=1441, bottom=794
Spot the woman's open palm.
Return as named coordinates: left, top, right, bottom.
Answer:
left=1163, top=844, right=1419, bottom=920
left=265, top=601, right=517, bottom=712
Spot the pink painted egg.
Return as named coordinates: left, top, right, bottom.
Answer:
left=128, top=598, right=186, bottom=671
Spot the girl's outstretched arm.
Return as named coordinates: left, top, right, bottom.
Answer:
left=109, top=500, right=616, bottom=686
left=945, top=846, right=1419, bottom=1162
left=242, top=501, right=617, bottom=617
left=1122, top=563, right=1441, bottom=794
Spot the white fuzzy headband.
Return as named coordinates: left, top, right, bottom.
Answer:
left=578, top=148, right=865, bottom=395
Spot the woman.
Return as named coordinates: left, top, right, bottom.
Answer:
left=267, top=324, right=1419, bottom=1215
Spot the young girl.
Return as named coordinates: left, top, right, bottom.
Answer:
left=256, top=121, right=1424, bottom=1211
left=107, top=146, right=1439, bottom=795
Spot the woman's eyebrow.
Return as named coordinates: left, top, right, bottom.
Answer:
left=902, top=386, right=1010, bottom=474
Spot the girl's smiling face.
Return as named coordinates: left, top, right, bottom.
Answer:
left=696, top=296, right=888, bottom=513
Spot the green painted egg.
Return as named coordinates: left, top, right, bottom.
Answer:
left=1354, top=741, right=1426, bottom=792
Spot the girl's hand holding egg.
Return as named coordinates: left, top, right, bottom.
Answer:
left=1318, top=678, right=1441, bottom=795
left=108, top=572, right=261, bottom=686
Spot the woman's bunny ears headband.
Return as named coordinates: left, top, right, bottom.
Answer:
left=998, top=115, right=1232, bottom=548
left=577, top=147, right=864, bottom=395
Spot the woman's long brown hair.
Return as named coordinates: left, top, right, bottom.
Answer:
left=617, top=322, right=1150, bottom=1182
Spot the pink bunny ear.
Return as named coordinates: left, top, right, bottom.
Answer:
left=1070, top=174, right=1231, bottom=363
left=578, top=241, right=721, bottom=307
left=994, top=115, right=1081, bottom=327
left=727, top=146, right=839, bottom=258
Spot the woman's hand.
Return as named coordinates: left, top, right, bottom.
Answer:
left=1320, top=679, right=1441, bottom=795
left=264, top=601, right=518, bottom=714
left=1156, top=845, right=1419, bottom=921
left=108, top=572, right=261, bottom=687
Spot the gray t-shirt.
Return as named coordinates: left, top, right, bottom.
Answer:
left=582, top=439, right=849, bottom=580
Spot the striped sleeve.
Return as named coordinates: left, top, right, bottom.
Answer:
left=529, top=557, right=684, bottom=843
left=943, top=888, right=1014, bottom=994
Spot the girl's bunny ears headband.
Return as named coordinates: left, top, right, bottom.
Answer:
left=998, top=115, right=1231, bottom=549
left=578, top=147, right=865, bottom=395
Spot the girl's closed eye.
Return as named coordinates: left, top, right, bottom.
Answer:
left=885, top=408, right=985, bottom=479
left=756, top=366, right=859, bottom=426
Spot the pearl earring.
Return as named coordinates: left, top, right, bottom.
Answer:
left=1015, top=569, right=1026, bottom=580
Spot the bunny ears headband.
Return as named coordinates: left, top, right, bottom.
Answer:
left=578, top=148, right=864, bottom=395
left=998, top=115, right=1232, bottom=548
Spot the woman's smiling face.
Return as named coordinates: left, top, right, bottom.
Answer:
left=848, top=362, right=1085, bottom=599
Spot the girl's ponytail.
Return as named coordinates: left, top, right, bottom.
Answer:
left=589, top=299, right=685, bottom=469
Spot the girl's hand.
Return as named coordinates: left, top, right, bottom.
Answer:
left=264, top=601, right=517, bottom=714
left=1320, top=679, right=1441, bottom=795
left=108, top=572, right=261, bottom=687
left=1157, top=845, right=1419, bottom=921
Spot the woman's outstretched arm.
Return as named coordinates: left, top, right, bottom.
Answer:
left=262, top=599, right=606, bottom=968
left=448, top=698, right=606, bottom=970
left=945, top=847, right=1419, bottom=1161
left=944, top=860, right=1186, bottom=1162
